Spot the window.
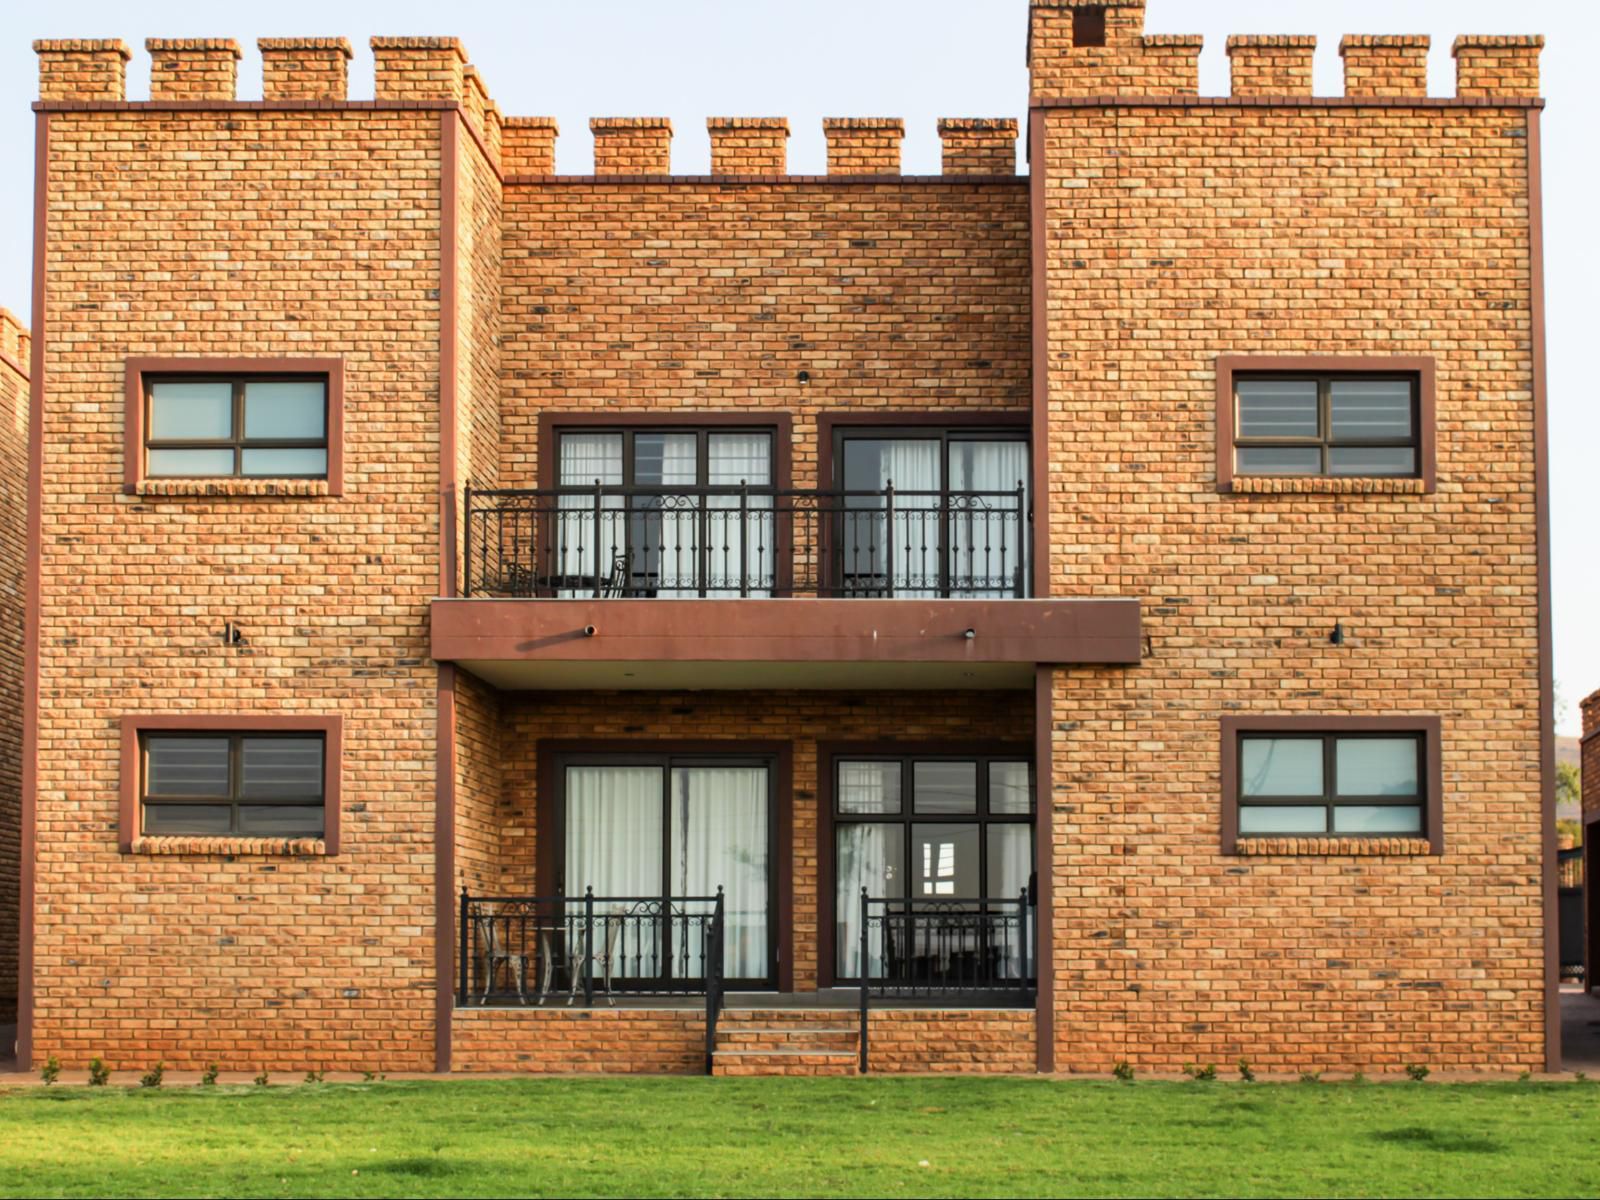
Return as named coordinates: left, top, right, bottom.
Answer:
left=140, top=732, right=326, bottom=838
left=145, top=375, right=329, bottom=480
left=1232, top=374, right=1419, bottom=479
left=555, top=426, right=777, bottom=597
left=832, top=426, right=1030, bottom=598
left=831, top=754, right=1033, bottom=978
left=1073, top=5, right=1108, bottom=48
left=1221, top=717, right=1443, bottom=854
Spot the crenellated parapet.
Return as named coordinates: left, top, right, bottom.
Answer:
left=259, top=38, right=352, bottom=101
left=708, top=118, right=789, bottom=176
left=0, top=309, right=28, bottom=374
left=590, top=118, right=673, bottom=176
left=33, top=39, right=130, bottom=102
left=1028, top=0, right=1543, bottom=101
left=823, top=119, right=904, bottom=175
left=146, top=38, right=241, bottom=101
left=937, top=119, right=1018, bottom=176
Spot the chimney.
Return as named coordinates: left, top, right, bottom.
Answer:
left=259, top=38, right=352, bottom=101
left=503, top=117, right=559, bottom=176
left=34, top=39, right=131, bottom=102
left=1340, top=36, right=1429, bottom=98
left=823, top=119, right=903, bottom=176
left=938, top=119, right=1019, bottom=177
left=147, top=38, right=242, bottom=101
left=372, top=36, right=467, bottom=102
left=708, top=118, right=789, bottom=176
left=591, top=118, right=673, bottom=176
left=1227, top=35, right=1316, bottom=97
left=1453, top=35, right=1544, bottom=99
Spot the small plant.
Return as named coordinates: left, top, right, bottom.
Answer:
left=1112, top=1060, right=1134, bottom=1083
left=139, top=1062, right=165, bottom=1089
left=1236, top=1057, right=1255, bottom=1083
left=1405, top=1063, right=1430, bottom=1082
left=1518, top=1070, right=1532, bottom=1083
left=304, top=1070, right=323, bottom=1084
left=1576, top=1071, right=1590, bottom=1084
left=1183, top=1063, right=1217, bottom=1082
left=39, top=1056, right=60, bottom=1086
left=1351, top=1070, right=1368, bottom=1085
left=1299, top=1071, right=1323, bottom=1084
left=253, top=1070, right=270, bottom=1087
left=200, top=1063, right=219, bottom=1086
left=87, top=1058, right=110, bottom=1087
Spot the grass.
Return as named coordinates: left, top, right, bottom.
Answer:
left=2, top=1076, right=1598, bottom=1198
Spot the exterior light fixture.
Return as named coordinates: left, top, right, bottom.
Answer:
left=1330, top=622, right=1345, bottom=646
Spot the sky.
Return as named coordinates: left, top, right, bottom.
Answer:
left=0, top=0, right=1593, bottom=734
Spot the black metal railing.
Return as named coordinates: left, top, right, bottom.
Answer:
left=458, top=888, right=725, bottom=1012
left=856, top=890, right=1035, bottom=1073
left=462, top=482, right=1030, bottom=599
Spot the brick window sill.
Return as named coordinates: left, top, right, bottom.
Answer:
left=1234, top=836, right=1435, bottom=857
left=130, top=836, right=329, bottom=857
left=132, top=479, right=332, bottom=499
left=1227, top=476, right=1428, bottom=496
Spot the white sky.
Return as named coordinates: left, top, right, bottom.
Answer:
left=1, top=0, right=1592, bottom=733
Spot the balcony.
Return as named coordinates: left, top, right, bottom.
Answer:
left=462, top=483, right=1031, bottom=600
left=433, top=484, right=1142, bottom=690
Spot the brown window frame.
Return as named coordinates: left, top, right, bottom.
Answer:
left=123, top=357, right=346, bottom=495
left=118, top=714, right=343, bottom=854
left=1215, top=356, right=1436, bottom=493
left=139, top=731, right=326, bottom=839
left=1220, top=716, right=1443, bottom=854
left=553, top=425, right=780, bottom=493
left=818, top=745, right=1036, bottom=985
left=143, top=374, right=330, bottom=482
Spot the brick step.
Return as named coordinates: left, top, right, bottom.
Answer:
left=717, top=1030, right=858, bottom=1051
left=712, top=1048, right=861, bottom=1077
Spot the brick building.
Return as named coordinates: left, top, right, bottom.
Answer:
left=11, top=0, right=1558, bottom=1075
left=1583, top=690, right=1599, bottom=986
left=0, top=309, right=25, bottom=1035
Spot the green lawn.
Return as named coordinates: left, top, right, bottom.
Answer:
left=1, top=1077, right=1596, bottom=1198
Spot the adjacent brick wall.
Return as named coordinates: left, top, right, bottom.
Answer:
left=1035, top=40, right=1545, bottom=1070
left=0, top=313, right=25, bottom=1029
left=1583, top=691, right=1600, bottom=822
left=33, top=108, right=447, bottom=1072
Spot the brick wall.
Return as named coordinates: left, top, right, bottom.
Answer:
left=32, top=108, right=446, bottom=1072
left=1583, top=692, right=1600, bottom=822
left=0, top=313, right=26, bottom=1029
left=1033, top=4, right=1546, bottom=1072
left=497, top=179, right=1030, bottom=490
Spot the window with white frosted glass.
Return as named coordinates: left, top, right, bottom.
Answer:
left=145, top=376, right=328, bottom=479
left=1236, top=732, right=1424, bottom=837
left=1233, top=374, right=1418, bottom=479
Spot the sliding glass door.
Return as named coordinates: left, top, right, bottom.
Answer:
left=835, top=428, right=1029, bottom=597
left=561, top=755, right=775, bottom=986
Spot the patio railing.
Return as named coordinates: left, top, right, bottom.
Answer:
left=462, top=482, right=1030, bottom=600
left=856, top=891, right=1035, bottom=1073
left=459, top=888, right=726, bottom=1071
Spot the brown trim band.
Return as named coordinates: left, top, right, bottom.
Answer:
left=117, top=714, right=343, bottom=855
left=1214, top=355, right=1437, bottom=494
left=431, top=598, right=1143, bottom=667
left=1218, top=715, right=1445, bottom=856
left=504, top=175, right=1026, bottom=187
left=1528, top=108, right=1559, bottom=1072
left=122, top=357, right=346, bottom=496
left=18, top=109, right=47, bottom=1069
left=0, top=353, right=28, bottom=384
left=435, top=665, right=457, bottom=1073
left=1032, top=665, right=1054, bottom=1073
left=534, top=739, right=795, bottom=992
left=1027, top=112, right=1050, bottom=599
left=1581, top=728, right=1600, bottom=748
left=1030, top=96, right=1544, bottom=111
left=815, top=739, right=1033, bottom=991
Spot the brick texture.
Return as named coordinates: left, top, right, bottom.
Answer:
left=0, top=312, right=25, bottom=1028
left=1583, top=692, right=1599, bottom=822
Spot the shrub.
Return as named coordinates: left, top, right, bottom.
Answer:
left=1405, top=1063, right=1430, bottom=1082
left=1112, top=1061, right=1134, bottom=1083
left=87, top=1058, right=110, bottom=1087
left=39, top=1056, right=60, bottom=1086
left=304, top=1070, right=324, bottom=1084
left=139, top=1062, right=165, bottom=1089
left=253, top=1070, right=270, bottom=1087
left=1236, top=1057, right=1255, bottom=1083
left=1183, top=1063, right=1217, bottom=1082
left=200, top=1063, right=219, bottom=1087
left=1299, top=1071, right=1322, bottom=1084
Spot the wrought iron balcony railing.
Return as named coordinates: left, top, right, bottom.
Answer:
left=462, top=483, right=1031, bottom=599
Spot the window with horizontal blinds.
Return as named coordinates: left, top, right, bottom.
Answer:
left=141, top=732, right=325, bottom=838
left=1233, top=374, right=1419, bottom=479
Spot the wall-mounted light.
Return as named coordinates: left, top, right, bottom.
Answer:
left=964, top=628, right=976, bottom=641
left=583, top=625, right=598, bottom=638
left=1330, top=622, right=1345, bottom=646
left=797, top=370, right=811, bottom=384
left=222, top=621, right=244, bottom=646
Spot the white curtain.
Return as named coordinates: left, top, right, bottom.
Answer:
left=565, top=766, right=664, bottom=979
left=986, top=825, right=1033, bottom=979
left=672, top=766, right=769, bottom=980
left=878, top=440, right=941, bottom=597
left=557, top=435, right=624, bottom=596
left=835, top=824, right=902, bottom=979
left=949, top=440, right=1029, bottom=598
left=705, top=434, right=775, bottom=598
